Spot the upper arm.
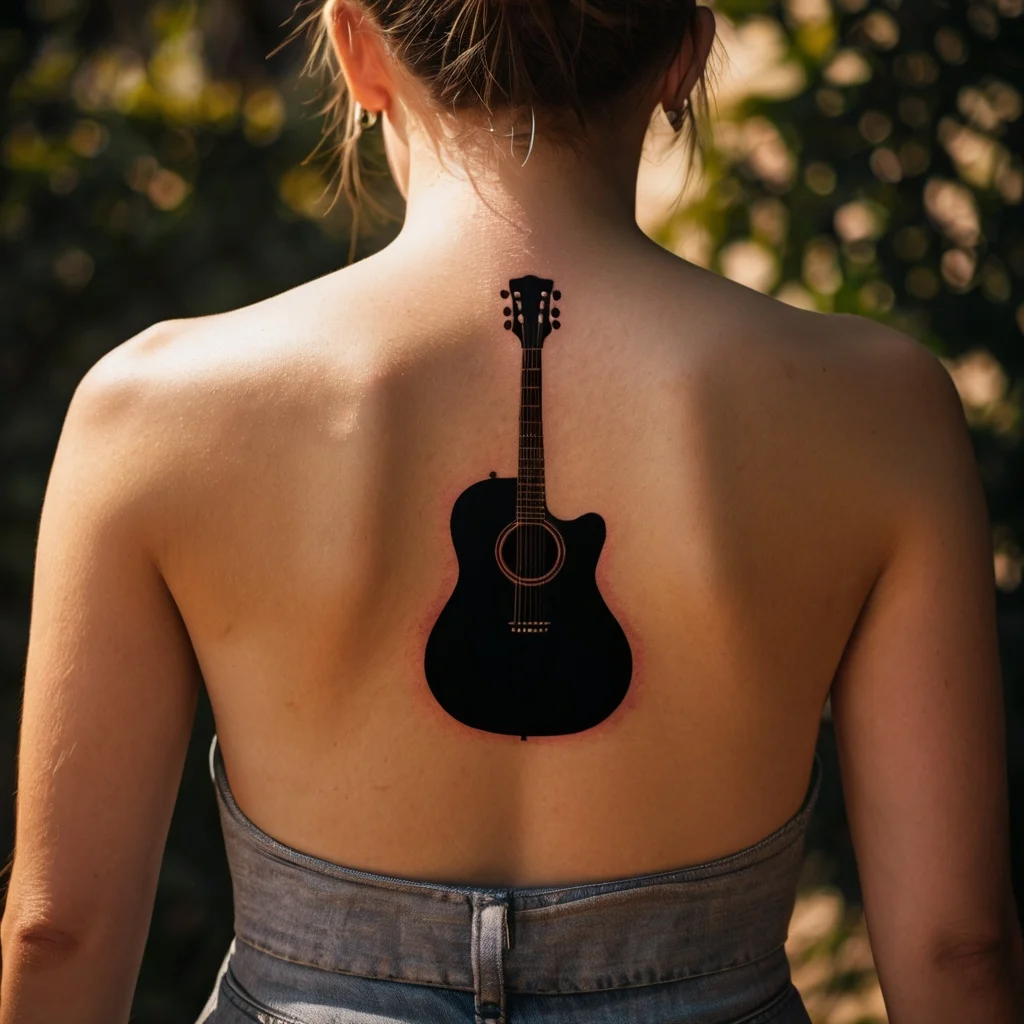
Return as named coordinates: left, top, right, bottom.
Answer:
left=829, top=324, right=1019, bottom=981
left=2, top=328, right=201, bottom=959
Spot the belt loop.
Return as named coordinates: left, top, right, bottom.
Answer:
left=470, top=892, right=510, bottom=1024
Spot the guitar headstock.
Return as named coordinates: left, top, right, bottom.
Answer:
left=501, top=275, right=561, bottom=349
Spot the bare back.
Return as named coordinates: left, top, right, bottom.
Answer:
left=6, top=0, right=1021, bottom=1012
left=12, top=200, right=1022, bottom=1020
left=135, top=232, right=893, bottom=886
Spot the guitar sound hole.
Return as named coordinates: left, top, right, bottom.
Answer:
left=494, top=521, right=566, bottom=586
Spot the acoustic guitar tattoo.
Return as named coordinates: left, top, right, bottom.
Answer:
left=424, top=275, right=633, bottom=739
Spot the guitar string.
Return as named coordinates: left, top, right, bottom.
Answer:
left=530, top=326, right=536, bottom=628
left=512, top=290, right=551, bottom=631
left=519, top=300, right=531, bottom=631
left=529, top=308, right=540, bottom=629
left=519, top=295, right=531, bottom=629
left=525, top=318, right=530, bottom=629
left=515, top=298, right=524, bottom=628
left=539, top=321, right=544, bottom=630
left=522, top=292, right=529, bottom=629
left=530, top=306, right=544, bottom=629
left=526, top=304, right=533, bottom=625
left=538, top=303, right=547, bottom=630
left=528, top=313, right=537, bottom=628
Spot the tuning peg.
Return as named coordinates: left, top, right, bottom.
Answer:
left=503, top=306, right=511, bottom=316
left=504, top=320, right=512, bottom=330
left=551, top=308, right=560, bottom=318
left=552, top=290, right=561, bottom=300
left=552, top=321, right=561, bottom=329
left=500, top=289, right=510, bottom=298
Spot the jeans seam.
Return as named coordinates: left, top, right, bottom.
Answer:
left=221, top=968, right=309, bottom=1024
left=516, top=941, right=790, bottom=994
left=234, top=933, right=478, bottom=993
left=734, top=981, right=800, bottom=1024
left=233, top=933, right=789, bottom=996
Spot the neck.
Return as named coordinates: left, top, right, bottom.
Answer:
left=396, top=118, right=650, bottom=257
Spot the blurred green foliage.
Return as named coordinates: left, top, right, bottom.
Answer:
left=1, top=1, right=1022, bottom=1020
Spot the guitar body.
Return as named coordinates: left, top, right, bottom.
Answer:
left=424, top=476, right=632, bottom=737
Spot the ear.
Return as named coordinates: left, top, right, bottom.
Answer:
left=323, top=0, right=393, bottom=115
left=658, top=6, right=716, bottom=114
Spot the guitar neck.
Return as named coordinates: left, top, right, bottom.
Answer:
left=516, top=346, right=545, bottom=521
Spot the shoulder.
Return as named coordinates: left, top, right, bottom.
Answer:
left=60, top=276, right=355, bottom=553
left=807, top=311, right=971, bottom=473
left=721, top=296, right=966, bottom=445
left=66, top=315, right=226, bottom=464
left=53, top=317, right=221, bottom=562
left=767, top=309, right=978, bottom=541
left=825, top=311, right=961, bottom=415
left=655, top=250, right=958, bottom=420
left=69, top=269, right=358, bottom=446
left=62, top=316, right=201, bottom=475
left=685, top=282, right=976, bottom=527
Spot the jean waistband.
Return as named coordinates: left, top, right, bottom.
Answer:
left=209, top=735, right=822, bottom=996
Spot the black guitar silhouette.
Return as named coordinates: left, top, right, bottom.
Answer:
left=424, top=275, right=633, bottom=739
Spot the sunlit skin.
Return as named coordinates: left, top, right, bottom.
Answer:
left=2, top=2, right=1022, bottom=1023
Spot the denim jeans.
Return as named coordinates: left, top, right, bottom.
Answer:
left=197, top=735, right=822, bottom=1024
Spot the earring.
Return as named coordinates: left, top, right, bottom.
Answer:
left=352, top=102, right=378, bottom=139
left=664, top=105, right=684, bottom=132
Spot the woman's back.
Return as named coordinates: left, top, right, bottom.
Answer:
left=3, top=0, right=1021, bottom=1020
left=138, top=223, right=891, bottom=886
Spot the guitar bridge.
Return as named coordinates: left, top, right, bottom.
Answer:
left=509, top=621, right=550, bottom=634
